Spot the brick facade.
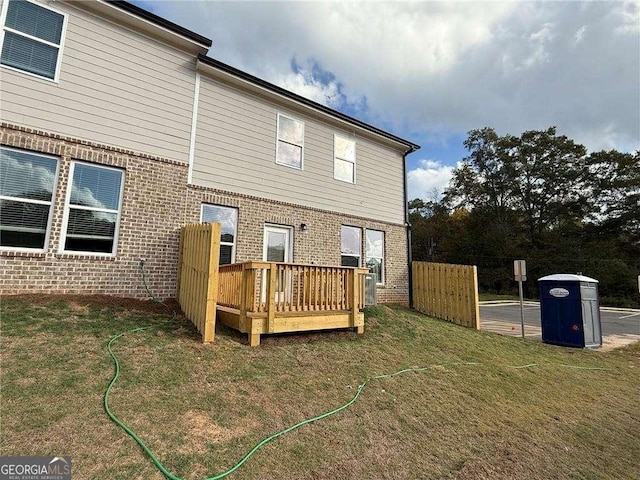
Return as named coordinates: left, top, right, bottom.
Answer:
left=1, top=125, right=409, bottom=304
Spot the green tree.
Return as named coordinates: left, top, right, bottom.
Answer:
left=410, top=127, right=639, bottom=306
left=586, top=149, right=640, bottom=244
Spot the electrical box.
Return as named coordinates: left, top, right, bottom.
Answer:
left=364, top=273, right=377, bottom=306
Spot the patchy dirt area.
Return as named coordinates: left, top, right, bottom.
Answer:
left=2, top=293, right=181, bottom=314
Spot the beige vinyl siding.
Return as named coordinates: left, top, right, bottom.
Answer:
left=0, top=0, right=194, bottom=162
left=193, top=77, right=406, bottom=225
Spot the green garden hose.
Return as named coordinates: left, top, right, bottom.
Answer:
left=104, top=327, right=477, bottom=480
left=102, top=263, right=609, bottom=479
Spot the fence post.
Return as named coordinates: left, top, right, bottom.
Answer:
left=239, top=263, right=249, bottom=332
left=472, top=265, right=480, bottom=330
left=177, top=228, right=184, bottom=298
left=203, top=223, right=220, bottom=343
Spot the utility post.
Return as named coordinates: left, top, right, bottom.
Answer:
left=514, top=260, right=527, bottom=338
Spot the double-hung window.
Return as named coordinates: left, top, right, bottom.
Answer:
left=334, top=135, right=356, bottom=183
left=0, top=0, right=67, bottom=81
left=201, top=204, right=238, bottom=265
left=276, top=114, right=304, bottom=169
left=340, top=225, right=361, bottom=267
left=365, top=229, right=385, bottom=285
left=0, top=147, right=58, bottom=251
left=60, top=162, right=124, bottom=255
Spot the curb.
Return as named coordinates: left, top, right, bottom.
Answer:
left=479, top=301, right=639, bottom=314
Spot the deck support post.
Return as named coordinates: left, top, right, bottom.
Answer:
left=249, top=332, right=260, bottom=347
left=349, top=269, right=357, bottom=329
left=267, top=263, right=277, bottom=334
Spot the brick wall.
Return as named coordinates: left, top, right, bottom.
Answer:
left=186, top=187, right=409, bottom=304
left=1, top=125, right=409, bottom=304
left=0, top=124, right=189, bottom=299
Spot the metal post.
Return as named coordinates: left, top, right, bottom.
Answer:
left=518, top=278, right=525, bottom=338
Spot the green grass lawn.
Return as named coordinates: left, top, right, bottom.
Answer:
left=1, top=295, right=639, bottom=480
left=478, top=293, right=528, bottom=302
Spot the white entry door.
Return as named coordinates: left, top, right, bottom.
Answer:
left=262, top=225, right=293, bottom=303
left=263, top=225, right=292, bottom=263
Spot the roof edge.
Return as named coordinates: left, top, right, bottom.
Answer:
left=106, top=1, right=212, bottom=48
left=197, top=54, right=420, bottom=152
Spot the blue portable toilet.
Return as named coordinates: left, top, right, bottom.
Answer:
left=538, top=274, right=602, bottom=348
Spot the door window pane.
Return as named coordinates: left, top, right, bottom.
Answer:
left=266, top=231, right=286, bottom=262
left=365, top=229, right=385, bottom=284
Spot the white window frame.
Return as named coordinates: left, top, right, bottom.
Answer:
left=200, top=203, right=238, bottom=265
left=275, top=113, right=305, bottom=170
left=333, top=134, right=356, bottom=184
left=59, top=161, right=125, bottom=257
left=0, top=0, right=68, bottom=83
left=365, top=229, right=385, bottom=285
left=0, top=146, right=59, bottom=253
left=340, top=225, right=361, bottom=267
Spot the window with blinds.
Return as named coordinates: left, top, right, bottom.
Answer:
left=341, top=225, right=361, bottom=267
left=201, top=204, right=238, bottom=265
left=61, top=162, right=125, bottom=255
left=0, top=147, right=58, bottom=250
left=0, top=0, right=67, bottom=81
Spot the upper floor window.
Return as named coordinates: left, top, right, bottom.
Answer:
left=0, top=147, right=58, bottom=251
left=201, top=204, right=238, bottom=265
left=365, top=229, right=385, bottom=285
left=340, top=225, right=361, bottom=267
left=276, top=114, right=304, bottom=169
left=0, top=0, right=67, bottom=81
left=334, top=135, right=356, bottom=183
left=60, top=162, right=124, bottom=255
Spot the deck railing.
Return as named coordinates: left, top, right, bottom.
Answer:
left=219, top=262, right=368, bottom=312
left=218, top=262, right=368, bottom=332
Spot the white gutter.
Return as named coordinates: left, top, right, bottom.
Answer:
left=187, top=71, right=201, bottom=184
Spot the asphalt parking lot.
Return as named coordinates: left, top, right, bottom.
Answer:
left=479, top=302, right=640, bottom=349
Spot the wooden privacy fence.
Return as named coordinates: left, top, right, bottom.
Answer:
left=412, top=261, right=480, bottom=329
left=177, top=223, right=221, bottom=342
left=218, top=262, right=368, bottom=346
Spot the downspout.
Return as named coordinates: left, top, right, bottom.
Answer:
left=187, top=70, right=201, bottom=185
left=403, top=146, right=417, bottom=309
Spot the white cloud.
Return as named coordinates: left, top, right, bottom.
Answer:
left=270, top=60, right=342, bottom=108
left=276, top=71, right=339, bottom=107
left=148, top=0, right=640, bottom=156
left=572, top=25, right=588, bottom=46
left=407, top=159, right=455, bottom=201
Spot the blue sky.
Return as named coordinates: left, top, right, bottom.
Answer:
left=133, top=1, right=639, bottom=201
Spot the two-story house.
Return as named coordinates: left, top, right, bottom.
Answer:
left=0, top=0, right=419, bottom=304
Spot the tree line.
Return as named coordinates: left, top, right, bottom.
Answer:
left=409, top=127, right=640, bottom=307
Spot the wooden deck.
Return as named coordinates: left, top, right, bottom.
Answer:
left=217, top=262, right=368, bottom=346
